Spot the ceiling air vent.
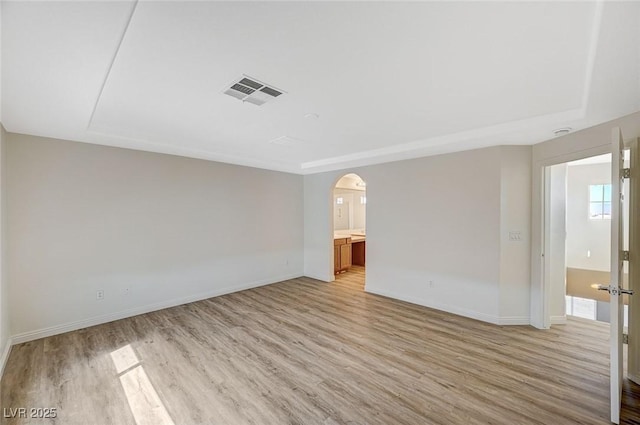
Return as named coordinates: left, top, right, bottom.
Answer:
left=223, top=75, right=285, bottom=106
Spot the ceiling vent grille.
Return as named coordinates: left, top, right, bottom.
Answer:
left=223, top=75, right=285, bottom=106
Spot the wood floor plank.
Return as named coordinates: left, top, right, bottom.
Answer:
left=2, top=266, right=639, bottom=424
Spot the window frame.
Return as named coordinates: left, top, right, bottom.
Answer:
left=588, top=183, right=612, bottom=220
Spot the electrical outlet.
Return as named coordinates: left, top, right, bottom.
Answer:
left=123, top=286, right=131, bottom=296
left=96, top=290, right=104, bottom=300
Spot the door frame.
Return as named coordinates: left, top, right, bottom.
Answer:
left=610, top=127, right=626, bottom=424
left=534, top=135, right=636, bottom=422
left=329, top=173, right=367, bottom=281
left=543, top=163, right=569, bottom=326
left=532, top=144, right=611, bottom=328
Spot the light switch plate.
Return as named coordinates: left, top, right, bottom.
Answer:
left=509, top=231, right=522, bottom=241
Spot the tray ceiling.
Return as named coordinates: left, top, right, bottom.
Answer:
left=2, top=1, right=640, bottom=174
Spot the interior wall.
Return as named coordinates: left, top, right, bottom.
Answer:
left=365, top=147, right=500, bottom=323
left=0, top=125, right=10, bottom=376
left=305, top=145, right=532, bottom=324
left=499, top=146, right=532, bottom=323
left=547, top=163, right=567, bottom=323
left=0, top=4, right=9, bottom=379
left=566, top=162, right=611, bottom=271
left=304, top=172, right=336, bottom=282
left=7, top=133, right=304, bottom=342
left=530, top=110, right=640, bottom=328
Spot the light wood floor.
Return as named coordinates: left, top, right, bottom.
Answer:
left=2, top=266, right=639, bottom=424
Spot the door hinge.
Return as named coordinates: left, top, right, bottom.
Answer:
left=624, top=333, right=629, bottom=345
left=624, top=250, right=630, bottom=261
left=623, top=168, right=631, bottom=179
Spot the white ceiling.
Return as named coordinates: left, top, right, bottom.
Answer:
left=2, top=1, right=640, bottom=174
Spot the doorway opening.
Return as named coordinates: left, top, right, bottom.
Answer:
left=539, top=132, right=638, bottom=423
left=546, top=153, right=630, bottom=326
left=332, top=173, right=366, bottom=289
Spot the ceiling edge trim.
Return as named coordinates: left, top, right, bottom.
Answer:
left=299, top=108, right=584, bottom=174
left=82, top=130, right=302, bottom=174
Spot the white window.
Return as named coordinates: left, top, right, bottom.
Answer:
left=336, top=197, right=343, bottom=205
left=589, top=184, right=612, bottom=220
left=360, top=196, right=366, bottom=205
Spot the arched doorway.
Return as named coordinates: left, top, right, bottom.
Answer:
left=331, top=173, right=366, bottom=287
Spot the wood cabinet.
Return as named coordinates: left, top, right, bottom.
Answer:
left=352, top=241, right=365, bottom=266
left=334, top=237, right=352, bottom=274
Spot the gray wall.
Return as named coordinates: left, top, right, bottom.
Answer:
left=547, top=163, right=568, bottom=323
left=305, top=145, right=532, bottom=324
left=0, top=125, right=9, bottom=371
left=498, top=146, right=532, bottom=322
left=7, top=134, right=304, bottom=341
left=566, top=162, right=611, bottom=271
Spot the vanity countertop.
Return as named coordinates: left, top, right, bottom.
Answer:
left=334, top=234, right=365, bottom=243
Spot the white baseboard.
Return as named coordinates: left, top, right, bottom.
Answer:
left=628, top=373, right=640, bottom=386
left=11, top=273, right=302, bottom=345
left=0, top=337, right=12, bottom=381
left=496, top=316, right=531, bottom=326
left=365, top=286, right=502, bottom=325
left=550, top=315, right=567, bottom=325
left=302, top=272, right=333, bottom=283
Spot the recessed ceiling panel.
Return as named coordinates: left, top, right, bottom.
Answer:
left=1, top=1, right=137, bottom=138
left=3, top=1, right=640, bottom=173
left=88, top=1, right=595, bottom=167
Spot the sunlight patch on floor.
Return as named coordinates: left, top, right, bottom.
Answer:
left=111, top=344, right=175, bottom=425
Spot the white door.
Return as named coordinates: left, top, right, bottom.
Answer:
left=609, top=127, right=627, bottom=424
left=629, top=139, right=640, bottom=386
